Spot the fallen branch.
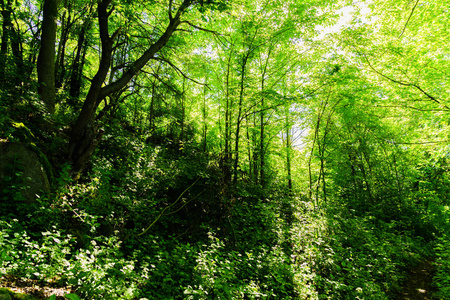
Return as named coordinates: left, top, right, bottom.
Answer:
left=137, top=177, right=201, bottom=237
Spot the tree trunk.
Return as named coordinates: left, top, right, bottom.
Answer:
left=148, top=76, right=158, bottom=130
left=309, top=101, right=326, bottom=204
left=0, top=0, right=24, bottom=88
left=233, top=55, right=248, bottom=185
left=285, top=106, right=292, bottom=190
left=202, top=66, right=208, bottom=152
left=223, top=48, right=233, bottom=183
left=68, top=0, right=190, bottom=178
left=69, top=15, right=91, bottom=100
left=0, top=0, right=11, bottom=85
left=55, top=3, right=72, bottom=89
left=258, top=47, right=271, bottom=187
left=37, top=0, right=58, bottom=114
left=180, top=76, right=186, bottom=154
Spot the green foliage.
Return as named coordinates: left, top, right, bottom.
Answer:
left=0, top=288, right=39, bottom=300
left=312, top=210, right=418, bottom=299
left=434, top=234, right=450, bottom=298
left=64, top=294, right=81, bottom=300
left=0, top=154, right=27, bottom=213
left=0, top=217, right=144, bottom=299
left=2, top=0, right=450, bottom=299
left=185, top=233, right=295, bottom=299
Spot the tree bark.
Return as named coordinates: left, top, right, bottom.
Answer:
left=69, top=12, right=92, bottom=100
left=68, top=0, right=192, bottom=178
left=224, top=50, right=233, bottom=182
left=0, top=0, right=11, bottom=85
left=55, top=2, right=73, bottom=89
left=37, top=0, right=58, bottom=114
left=232, top=54, right=248, bottom=185
left=285, top=106, right=292, bottom=191
left=202, top=66, right=208, bottom=152
left=259, top=48, right=271, bottom=188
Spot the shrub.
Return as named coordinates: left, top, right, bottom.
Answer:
left=434, top=234, right=450, bottom=298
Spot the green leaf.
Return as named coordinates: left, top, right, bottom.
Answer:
left=65, top=294, right=81, bottom=300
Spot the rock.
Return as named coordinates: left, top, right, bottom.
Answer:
left=0, top=288, right=40, bottom=300
left=0, top=289, right=12, bottom=300
left=0, top=141, right=51, bottom=204
left=0, top=294, right=11, bottom=300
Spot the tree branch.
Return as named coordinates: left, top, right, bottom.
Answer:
left=137, top=177, right=201, bottom=237
left=361, top=53, right=448, bottom=110
left=181, top=20, right=220, bottom=35
left=399, top=0, right=420, bottom=38
left=139, top=69, right=182, bottom=96
left=169, top=0, right=174, bottom=20
left=154, top=57, right=211, bottom=88
left=97, top=0, right=193, bottom=101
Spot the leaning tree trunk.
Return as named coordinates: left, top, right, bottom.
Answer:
left=68, top=0, right=189, bottom=179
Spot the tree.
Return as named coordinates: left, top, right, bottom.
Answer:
left=37, top=0, right=58, bottom=114
left=66, top=0, right=227, bottom=178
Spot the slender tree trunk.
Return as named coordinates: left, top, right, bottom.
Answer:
left=37, top=0, right=58, bottom=114
left=55, top=3, right=72, bottom=89
left=359, top=159, right=372, bottom=211
left=317, top=96, right=340, bottom=203
left=0, top=0, right=24, bottom=88
left=69, top=8, right=93, bottom=100
left=202, top=66, right=208, bottom=152
left=0, top=0, right=11, bottom=85
left=246, top=118, right=253, bottom=180
left=223, top=49, right=233, bottom=183
left=317, top=142, right=326, bottom=203
left=180, top=76, right=186, bottom=154
left=148, top=77, right=157, bottom=130
left=233, top=55, right=248, bottom=185
left=258, top=48, right=271, bottom=187
left=259, top=84, right=265, bottom=186
left=252, top=113, right=259, bottom=183
left=148, top=64, right=162, bottom=131
left=309, top=101, right=326, bottom=204
left=10, top=22, right=23, bottom=87
left=285, top=106, right=292, bottom=190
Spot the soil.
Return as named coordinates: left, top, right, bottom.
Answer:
left=396, top=259, right=436, bottom=300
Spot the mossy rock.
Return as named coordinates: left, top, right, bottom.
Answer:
left=0, top=288, right=40, bottom=300
left=9, top=121, right=54, bottom=185
left=0, top=288, right=12, bottom=300
left=0, top=141, right=51, bottom=204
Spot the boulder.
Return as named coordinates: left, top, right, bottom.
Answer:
left=0, top=141, right=51, bottom=203
left=0, top=289, right=11, bottom=300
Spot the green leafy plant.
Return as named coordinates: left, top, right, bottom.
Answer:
left=434, top=234, right=450, bottom=298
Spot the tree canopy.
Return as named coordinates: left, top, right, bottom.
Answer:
left=0, top=0, right=449, bottom=299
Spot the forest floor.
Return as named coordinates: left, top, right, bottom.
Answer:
left=0, top=275, right=70, bottom=299
left=0, top=260, right=437, bottom=300
left=396, top=259, right=436, bottom=300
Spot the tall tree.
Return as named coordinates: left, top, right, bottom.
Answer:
left=68, top=0, right=226, bottom=178
left=37, top=0, right=58, bottom=114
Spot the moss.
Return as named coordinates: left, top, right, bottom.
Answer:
left=7, top=120, right=55, bottom=189
left=25, top=142, right=54, bottom=189
left=0, top=288, right=40, bottom=300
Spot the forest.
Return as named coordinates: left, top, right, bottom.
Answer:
left=0, top=0, right=449, bottom=299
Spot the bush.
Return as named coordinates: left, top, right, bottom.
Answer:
left=434, top=234, right=450, bottom=298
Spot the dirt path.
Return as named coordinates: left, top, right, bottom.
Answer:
left=396, top=260, right=435, bottom=300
